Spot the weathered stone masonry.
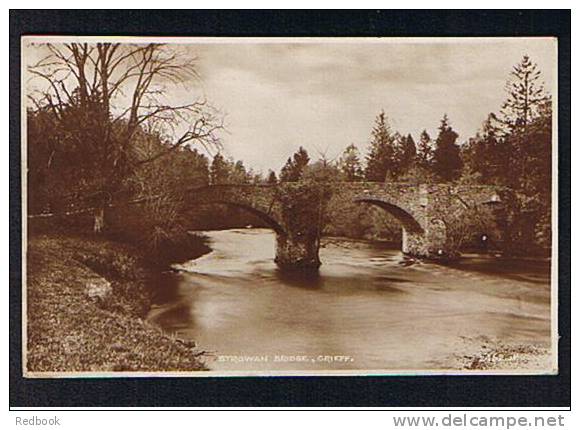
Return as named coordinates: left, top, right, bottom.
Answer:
left=190, top=182, right=509, bottom=269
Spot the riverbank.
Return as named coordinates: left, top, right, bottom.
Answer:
left=26, top=234, right=208, bottom=373
left=455, top=336, right=553, bottom=372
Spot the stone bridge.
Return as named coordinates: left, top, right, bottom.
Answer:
left=188, top=182, right=512, bottom=270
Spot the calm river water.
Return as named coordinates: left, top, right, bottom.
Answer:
left=147, top=228, right=552, bottom=372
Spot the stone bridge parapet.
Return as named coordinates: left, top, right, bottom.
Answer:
left=188, top=182, right=510, bottom=269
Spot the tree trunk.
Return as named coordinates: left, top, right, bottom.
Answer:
left=93, top=206, right=106, bottom=234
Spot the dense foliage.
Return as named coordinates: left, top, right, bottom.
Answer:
left=27, top=50, right=553, bottom=255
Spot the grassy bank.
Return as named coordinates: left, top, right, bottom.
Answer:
left=26, top=234, right=207, bottom=373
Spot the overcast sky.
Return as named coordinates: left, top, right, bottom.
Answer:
left=186, top=39, right=556, bottom=173
left=25, top=38, right=556, bottom=173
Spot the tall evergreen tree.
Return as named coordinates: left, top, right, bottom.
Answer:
left=461, top=56, right=554, bottom=251
left=338, top=144, right=363, bottom=181
left=266, top=170, right=278, bottom=184
left=519, top=100, right=552, bottom=197
left=279, top=157, right=294, bottom=182
left=432, top=114, right=463, bottom=182
left=293, top=146, right=310, bottom=174
left=500, top=55, right=550, bottom=132
left=416, top=130, right=434, bottom=169
left=209, top=153, right=230, bottom=185
left=463, top=114, right=510, bottom=186
left=229, top=159, right=250, bottom=184
left=365, top=111, right=397, bottom=181
left=498, top=56, right=552, bottom=193
left=279, top=146, right=310, bottom=182
left=396, top=133, right=417, bottom=175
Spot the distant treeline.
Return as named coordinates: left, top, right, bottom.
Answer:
left=27, top=46, right=551, bottom=255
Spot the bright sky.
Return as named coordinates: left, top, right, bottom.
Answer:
left=189, top=38, right=556, bottom=173
left=24, top=38, right=557, bottom=174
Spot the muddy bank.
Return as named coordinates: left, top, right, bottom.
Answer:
left=26, top=234, right=207, bottom=373
left=455, top=336, right=553, bottom=372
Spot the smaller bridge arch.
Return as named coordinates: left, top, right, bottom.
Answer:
left=353, top=196, right=429, bottom=256
left=353, top=197, right=425, bottom=234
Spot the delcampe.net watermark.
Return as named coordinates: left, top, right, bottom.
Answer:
left=392, top=414, right=565, bottom=429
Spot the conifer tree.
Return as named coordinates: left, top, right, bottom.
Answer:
left=396, top=133, right=417, bottom=175
left=338, top=144, right=364, bottom=181
left=365, top=111, right=397, bottom=181
left=416, top=130, right=434, bottom=169
left=500, top=55, right=550, bottom=132
left=279, top=146, right=310, bottom=182
left=266, top=170, right=278, bottom=184
left=209, top=153, right=230, bottom=185
left=432, top=114, right=463, bottom=182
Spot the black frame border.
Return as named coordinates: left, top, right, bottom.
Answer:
left=9, top=9, right=571, bottom=408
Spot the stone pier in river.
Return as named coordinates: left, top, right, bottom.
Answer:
left=190, top=182, right=511, bottom=269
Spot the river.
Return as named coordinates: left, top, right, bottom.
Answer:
left=147, top=228, right=553, bottom=373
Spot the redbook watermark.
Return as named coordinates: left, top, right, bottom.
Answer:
left=15, top=416, right=61, bottom=426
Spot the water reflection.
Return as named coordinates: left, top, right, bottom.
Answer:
left=274, top=268, right=324, bottom=289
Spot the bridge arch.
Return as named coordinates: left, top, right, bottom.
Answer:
left=191, top=200, right=286, bottom=235
left=353, top=196, right=428, bottom=256
left=186, top=184, right=285, bottom=232
left=187, top=184, right=323, bottom=269
left=353, top=198, right=424, bottom=235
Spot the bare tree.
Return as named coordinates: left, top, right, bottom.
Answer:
left=28, top=42, right=223, bottom=232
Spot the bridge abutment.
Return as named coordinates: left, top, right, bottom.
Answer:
left=402, top=223, right=453, bottom=260
left=401, top=228, right=427, bottom=256
left=274, top=233, right=321, bottom=270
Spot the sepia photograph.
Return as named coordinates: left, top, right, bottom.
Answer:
left=22, top=36, right=558, bottom=377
